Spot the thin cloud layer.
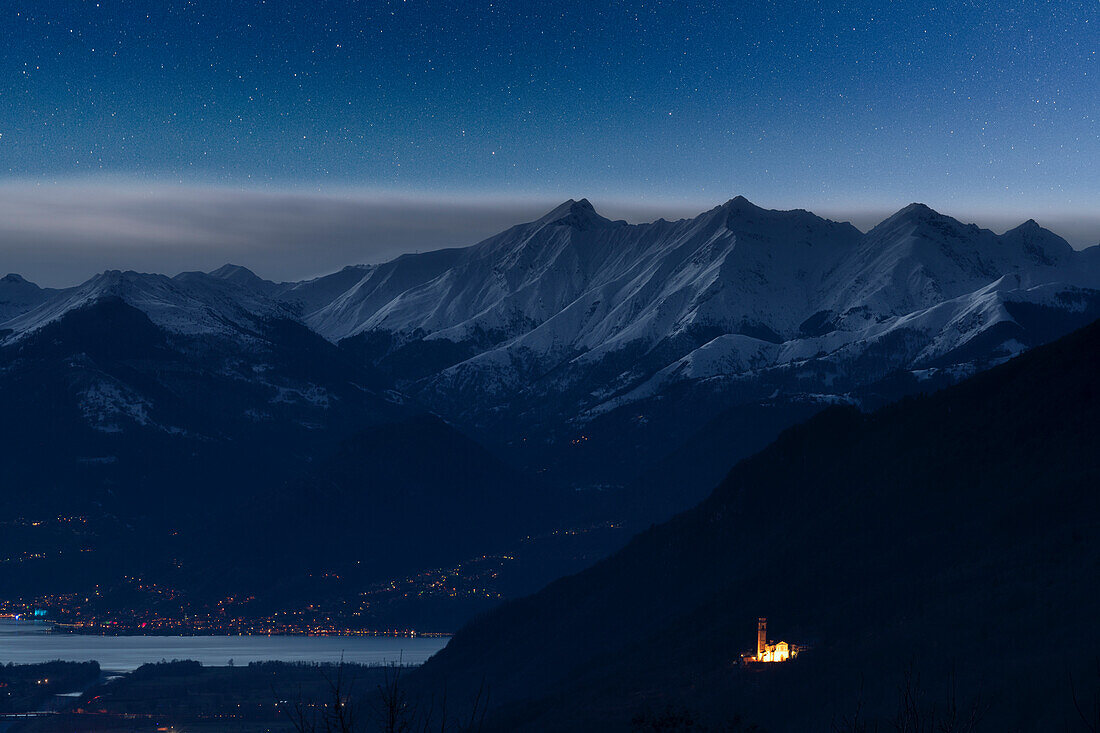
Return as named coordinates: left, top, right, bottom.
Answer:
left=0, top=185, right=555, bottom=287
left=0, top=184, right=1095, bottom=289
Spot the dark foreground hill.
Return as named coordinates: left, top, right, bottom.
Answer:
left=412, top=318, right=1100, bottom=731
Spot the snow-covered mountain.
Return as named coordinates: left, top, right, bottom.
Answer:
left=2, top=266, right=293, bottom=340
left=0, top=272, right=57, bottom=323
left=3, top=196, right=1096, bottom=631
left=3, top=197, right=1098, bottom=495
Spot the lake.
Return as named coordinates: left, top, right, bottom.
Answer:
left=0, top=619, right=449, bottom=672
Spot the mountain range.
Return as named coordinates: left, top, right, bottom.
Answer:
left=1, top=197, right=1098, bottom=623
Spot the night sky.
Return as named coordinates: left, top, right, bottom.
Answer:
left=1, top=1, right=1098, bottom=285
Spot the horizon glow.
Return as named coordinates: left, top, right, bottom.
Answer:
left=2, top=182, right=1097, bottom=289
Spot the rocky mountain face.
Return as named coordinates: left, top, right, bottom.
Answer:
left=2, top=198, right=1098, bottom=509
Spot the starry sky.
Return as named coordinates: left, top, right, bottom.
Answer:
left=1, top=1, right=1098, bottom=285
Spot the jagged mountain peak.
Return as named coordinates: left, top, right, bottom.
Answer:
left=537, top=197, right=592, bottom=218
left=708, top=195, right=765, bottom=225
left=86, top=269, right=141, bottom=288
left=866, top=204, right=1071, bottom=267
left=866, top=202, right=990, bottom=246
left=900, top=201, right=938, bottom=216
left=698, top=198, right=863, bottom=252
left=874, top=202, right=953, bottom=230
left=1, top=265, right=294, bottom=342
left=0, top=273, right=51, bottom=323
left=208, top=263, right=262, bottom=281
left=711, top=196, right=847, bottom=228
left=88, top=268, right=196, bottom=293
left=196, top=263, right=276, bottom=291
left=719, top=194, right=756, bottom=211
left=1001, top=218, right=1060, bottom=241
left=535, top=198, right=618, bottom=230
left=1000, top=218, right=1074, bottom=266
left=698, top=195, right=759, bottom=220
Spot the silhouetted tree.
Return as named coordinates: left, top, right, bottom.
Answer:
left=832, top=678, right=873, bottom=733
left=284, top=662, right=360, bottom=733
left=282, top=663, right=487, bottom=733
left=833, top=666, right=986, bottom=733
left=1070, top=660, right=1100, bottom=732
left=631, top=705, right=758, bottom=732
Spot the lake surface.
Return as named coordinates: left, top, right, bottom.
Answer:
left=0, top=619, right=449, bottom=672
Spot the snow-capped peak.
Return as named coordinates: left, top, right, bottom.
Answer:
left=1, top=266, right=293, bottom=341
left=2, top=198, right=1095, bottom=417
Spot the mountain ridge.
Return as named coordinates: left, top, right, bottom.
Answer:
left=1, top=199, right=1088, bottom=344
left=2, top=197, right=1098, bottom=501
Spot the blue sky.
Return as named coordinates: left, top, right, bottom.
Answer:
left=1, top=1, right=1097, bottom=284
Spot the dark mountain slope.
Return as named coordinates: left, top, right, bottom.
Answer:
left=413, top=317, right=1100, bottom=731
left=0, top=289, right=608, bottom=631
left=0, top=298, right=400, bottom=520
left=217, top=413, right=572, bottom=592
left=611, top=400, right=828, bottom=526
left=0, top=299, right=553, bottom=621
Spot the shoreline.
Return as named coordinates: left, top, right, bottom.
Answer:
left=48, top=626, right=452, bottom=638
left=3, top=618, right=452, bottom=638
